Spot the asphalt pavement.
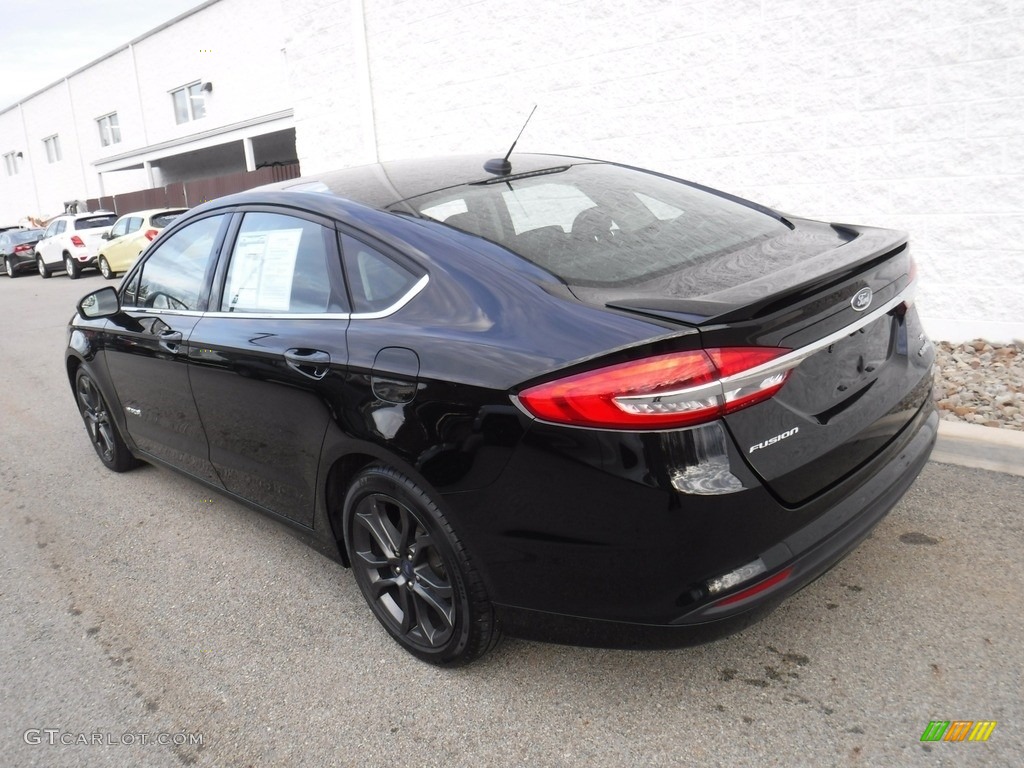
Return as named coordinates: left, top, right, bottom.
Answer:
left=1, top=272, right=1021, bottom=767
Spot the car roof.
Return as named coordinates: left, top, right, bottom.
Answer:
left=264, top=153, right=600, bottom=210
left=50, top=211, right=116, bottom=223
left=115, top=207, right=188, bottom=220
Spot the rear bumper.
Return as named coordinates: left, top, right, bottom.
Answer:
left=676, top=401, right=937, bottom=625
left=4, top=253, right=36, bottom=272
left=446, top=397, right=937, bottom=649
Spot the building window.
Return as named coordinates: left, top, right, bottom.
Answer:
left=3, top=152, right=19, bottom=176
left=171, top=82, right=206, bottom=125
left=97, top=113, right=121, bottom=146
left=43, top=135, right=62, bottom=163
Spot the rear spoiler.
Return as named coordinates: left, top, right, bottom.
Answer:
left=606, top=227, right=908, bottom=326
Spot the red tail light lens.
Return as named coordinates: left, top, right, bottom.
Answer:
left=13, top=244, right=32, bottom=253
left=517, top=347, right=793, bottom=430
left=70, top=235, right=85, bottom=248
left=144, top=229, right=159, bottom=241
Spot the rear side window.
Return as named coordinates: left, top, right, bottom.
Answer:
left=129, top=215, right=224, bottom=310
left=75, top=215, right=117, bottom=230
left=340, top=234, right=420, bottom=314
left=221, top=212, right=342, bottom=314
left=406, top=163, right=789, bottom=289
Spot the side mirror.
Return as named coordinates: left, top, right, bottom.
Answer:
left=78, top=286, right=121, bottom=319
left=101, top=231, right=111, bottom=240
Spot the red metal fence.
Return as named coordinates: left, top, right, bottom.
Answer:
left=86, top=162, right=301, bottom=215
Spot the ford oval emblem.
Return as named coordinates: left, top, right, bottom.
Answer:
left=851, top=287, right=873, bottom=312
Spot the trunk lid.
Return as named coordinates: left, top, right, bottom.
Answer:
left=78, top=229, right=109, bottom=255
left=74, top=215, right=117, bottom=256
left=592, top=221, right=933, bottom=505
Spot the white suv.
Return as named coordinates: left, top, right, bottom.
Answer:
left=36, top=212, right=118, bottom=279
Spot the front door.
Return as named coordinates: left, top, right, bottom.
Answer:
left=103, top=213, right=230, bottom=484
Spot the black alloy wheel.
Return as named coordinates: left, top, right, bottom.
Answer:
left=65, top=254, right=80, bottom=279
left=37, top=256, right=51, bottom=279
left=75, top=368, right=138, bottom=472
left=345, top=465, right=499, bottom=665
left=99, top=256, right=114, bottom=280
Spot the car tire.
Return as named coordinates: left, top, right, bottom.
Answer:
left=65, top=255, right=80, bottom=280
left=5, top=257, right=16, bottom=278
left=74, top=367, right=140, bottom=473
left=99, top=256, right=114, bottom=280
left=344, top=464, right=500, bottom=666
left=37, top=256, right=51, bottom=279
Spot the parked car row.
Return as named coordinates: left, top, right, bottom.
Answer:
left=1, top=208, right=187, bottom=279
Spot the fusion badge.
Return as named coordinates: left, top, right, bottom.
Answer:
left=748, top=427, right=799, bottom=454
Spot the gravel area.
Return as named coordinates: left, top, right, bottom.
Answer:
left=933, top=340, right=1023, bottom=431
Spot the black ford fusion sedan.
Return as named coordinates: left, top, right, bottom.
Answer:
left=66, top=153, right=937, bottom=665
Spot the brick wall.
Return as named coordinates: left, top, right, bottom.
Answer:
left=289, top=0, right=1024, bottom=341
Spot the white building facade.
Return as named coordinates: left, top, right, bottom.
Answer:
left=2, top=0, right=1022, bottom=342
left=0, top=0, right=295, bottom=220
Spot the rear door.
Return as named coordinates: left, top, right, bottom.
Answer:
left=38, top=219, right=65, bottom=267
left=103, top=213, right=230, bottom=484
left=187, top=209, right=350, bottom=527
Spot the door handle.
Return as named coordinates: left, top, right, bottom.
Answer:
left=284, top=348, right=331, bottom=380
left=158, top=330, right=183, bottom=354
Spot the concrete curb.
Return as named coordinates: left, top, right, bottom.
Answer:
left=932, top=420, right=1024, bottom=478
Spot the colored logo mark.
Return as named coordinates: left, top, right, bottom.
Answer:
left=921, top=721, right=997, bottom=742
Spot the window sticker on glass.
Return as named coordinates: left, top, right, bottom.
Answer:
left=227, top=228, right=303, bottom=311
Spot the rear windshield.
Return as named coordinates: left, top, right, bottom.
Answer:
left=10, top=229, right=43, bottom=244
left=405, top=163, right=789, bottom=288
left=75, top=215, right=117, bottom=230
left=151, top=210, right=186, bottom=228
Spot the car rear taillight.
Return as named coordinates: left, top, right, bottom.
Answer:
left=516, top=347, right=794, bottom=430
left=70, top=235, right=85, bottom=248
left=13, top=244, right=32, bottom=254
left=144, top=229, right=159, bottom=241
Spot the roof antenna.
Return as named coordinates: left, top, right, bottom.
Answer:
left=484, top=105, right=537, bottom=175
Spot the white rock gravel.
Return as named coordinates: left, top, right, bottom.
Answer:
left=933, top=340, right=1023, bottom=431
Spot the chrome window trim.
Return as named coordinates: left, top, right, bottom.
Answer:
left=200, top=311, right=353, bottom=320
left=350, top=274, right=429, bottom=320
left=125, top=273, right=429, bottom=321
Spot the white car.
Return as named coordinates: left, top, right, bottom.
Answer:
left=35, top=212, right=118, bottom=279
